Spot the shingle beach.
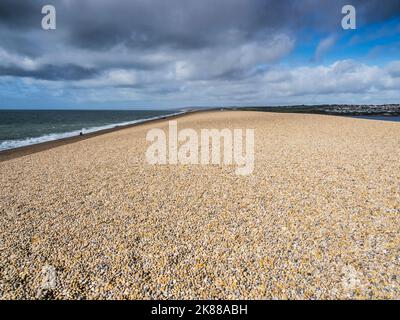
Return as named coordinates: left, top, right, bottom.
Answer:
left=0, top=111, right=399, bottom=299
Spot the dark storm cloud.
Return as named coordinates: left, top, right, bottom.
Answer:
left=358, top=0, right=400, bottom=24
left=0, top=0, right=399, bottom=82
left=1, top=0, right=399, bottom=50
left=0, top=0, right=47, bottom=29
left=0, top=64, right=98, bottom=81
left=59, top=0, right=400, bottom=51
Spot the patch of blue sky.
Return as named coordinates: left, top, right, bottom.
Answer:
left=285, top=17, right=400, bottom=66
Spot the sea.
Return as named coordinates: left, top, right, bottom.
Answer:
left=351, top=115, right=400, bottom=122
left=0, top=110, right=182, bottom=151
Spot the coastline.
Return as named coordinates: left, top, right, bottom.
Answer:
left=0, top=110, right=201, bottom=162
left=1, top=108, right=398, bottom=163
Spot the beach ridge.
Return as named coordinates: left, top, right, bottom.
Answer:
left=1, top=111, right=399, bottom=299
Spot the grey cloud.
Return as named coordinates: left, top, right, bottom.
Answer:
left=2, top=0, right=399, bottom=52
left=0, top=1, right=42, bottom=29
left=0, top=0, right=399, bottom=98
left=57, top=0, right=400, bottom=51
left=0, top=64, right=98, bottom=81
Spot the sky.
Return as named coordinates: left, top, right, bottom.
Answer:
left=0, top=0, right=400, bottom=110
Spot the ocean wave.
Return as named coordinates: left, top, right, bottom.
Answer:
left=0, top=111, right=185, bottom=152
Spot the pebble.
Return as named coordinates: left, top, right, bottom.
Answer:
left=0, top=111, right=399, bottom=299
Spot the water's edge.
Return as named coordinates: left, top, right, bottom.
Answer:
left=0, top=110, right=196, bottom=162
left=0, top=110, right=398, bottom=162
left=0, top=111, right=186, bottom=152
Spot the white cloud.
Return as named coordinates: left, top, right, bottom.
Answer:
left=314, top=36, right=336, bottom=61
left=13, top=59, right=399, bottom=107
left=170, top=34, right=295, bottom=80
left=0, top=48, right=39, bottom=71
left=386, top=61, right=400, bottom=77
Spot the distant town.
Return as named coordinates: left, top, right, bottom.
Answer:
left=222, top=104, right=400, bottom=116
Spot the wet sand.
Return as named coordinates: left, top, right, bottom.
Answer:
left=0, top=111, right=399, bottom=299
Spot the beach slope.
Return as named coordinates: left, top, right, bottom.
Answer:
left=0, top=111, right=399, bottom=299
